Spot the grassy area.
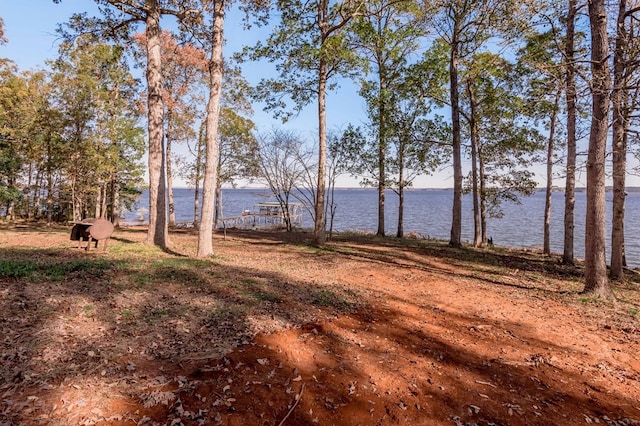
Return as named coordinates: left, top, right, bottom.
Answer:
left=1, top=224, right=639, bottom=425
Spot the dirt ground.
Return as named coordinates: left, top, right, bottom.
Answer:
left=1, top=224, right=640, bottom=426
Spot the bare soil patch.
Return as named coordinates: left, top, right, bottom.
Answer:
left=1, top=224, right=639, bottom=425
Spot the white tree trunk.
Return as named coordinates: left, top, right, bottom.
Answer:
left=145, top=0, right=168, bottom=247
left=314, top=56, right=327, bottom=245
left=584, top=0, right=612, bottom=297
left=197, top=0, right=224, bottom=258
left=563, top=0, right=577, bottom=265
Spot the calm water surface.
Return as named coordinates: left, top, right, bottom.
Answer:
left=123, top=188, right=640, bottom=268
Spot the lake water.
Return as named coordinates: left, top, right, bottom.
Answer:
left=123, top=188, right=640, bottom=268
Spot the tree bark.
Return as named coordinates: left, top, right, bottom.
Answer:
left=584, top=0, right=612, bottom=298
left=563, top=0, right=577, bottom=265
left=479, top=143, right=487, bottom=245
left=193, top=122, right=204, bottom=229
left=46, top=147, right=53, bottom=226
left=214, top=182, right=221, bottom=229
left=396, top=140, right=404, bottom=239
left=467, top=82, right=481, bottom=247
left=166, top=108, right=176, bottom=227
left=145, top=0, right=168, bottom=247
left=377, top=64, right=386, bottom=237
left=449, top=33, right=463, bottom=248
left=314, top=55, right=328, bottom=245
left=610, top=0, right=629, bottom=280
left=544, top=90, right=560, bottom=255
left=95, top=184, right=102, bottom=218
left=101, top=182, right=107, bottom=219
left=197, top=0, right=224, bottom=258
left=111, top=175, right=120, bottom=228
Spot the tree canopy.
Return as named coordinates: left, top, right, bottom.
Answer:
left=3, top=0, right=640, bottom=296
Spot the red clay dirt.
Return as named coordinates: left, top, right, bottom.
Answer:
left=1, top=226, right=639, bottom=425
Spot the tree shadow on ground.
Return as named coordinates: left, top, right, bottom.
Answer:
left=1, top=227, right=639, bottom=425
left=0, top=240, right=362, bottom=424
left=22, top=285, right=634, bottom=425
left=220, top=229, right=586, bottom=295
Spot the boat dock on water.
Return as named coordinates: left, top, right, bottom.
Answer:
left=217, top=202, right=303, bottom=229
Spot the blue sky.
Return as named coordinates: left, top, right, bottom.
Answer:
left=1, top=1, right=389, bottom=187
left=1, top=2, right=613, bottom=189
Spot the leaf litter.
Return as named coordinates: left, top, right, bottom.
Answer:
left=0, top=226, right=639, bottom=425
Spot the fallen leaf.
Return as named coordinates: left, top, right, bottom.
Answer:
left=348, top=382, right=357, bottom=395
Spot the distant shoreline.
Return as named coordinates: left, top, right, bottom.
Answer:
left=167, top=186, right=640, bottom=192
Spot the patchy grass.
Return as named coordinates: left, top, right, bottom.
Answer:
left=0, top=225, right=639, bottom=426
left=311, top=289, right=351, bottom=310
left=0, top=257, right=113, bottom=281
left=0, top=259, right=38, bottom=278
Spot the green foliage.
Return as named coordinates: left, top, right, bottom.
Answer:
left=0, top=185, right=22, bottom=205
left=0, top=31, right=145, bottom=223
left=460, top=51, right=545, bottom=218
left=246, top=291, right=281, bottom=303
left=240, top=0, right=363, bottom=121
left=129, top=257, right=212, bottom=288
left=311, top=289, right=351, bottom=310
left=0, top=259, right=38, bottom=279
left=0, top=257, right=111, bottom=281
left=218, top=108, right=260, bottom=186
left=341, top=4, right=451, bottom=205
left=0, top=62, right=36, bottom=215
left=120, top=309, right=134, bottom=320
left=0, top=17, right=6, bottom=45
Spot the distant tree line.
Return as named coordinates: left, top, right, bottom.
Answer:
left=1, top=0, right=639, bottom=297
left=0, top=35, right=146, bottom=226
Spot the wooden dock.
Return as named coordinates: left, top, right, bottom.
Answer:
left=217, top=202, right=303, bottom=229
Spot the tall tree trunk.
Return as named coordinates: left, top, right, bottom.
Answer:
left=584, top=0, right=612, bottom=298
left=544, top=90, right=561, bottom=255
left=396, top=141, right=405, bottom=239
left=214, top=182, right=221, bottom=229
left=112, top=174, right=120, bottom=228
left=563, top=0, right=577, bottom=265
left=314, top=55, right=328, bottom=245
left=101, top=182, right=107, bottom=219
left=7, top=199, right=14, bottom=221
left=145, top=0, right=168, bottom=247
left=7, top=175, right=16, bottom=221
left=377, top=65, right=386, bottom=237
left=95, top=185, right=102, bottom=218
left=467, top=83, right=481, bottom=247
left=449, top=34, right=463, bottom=248
left=35, top=170, right=43, bottom=219
left=470, top=137, right=480, bottom=246
left=26, top=163, right=33, bottom=220
left=479, top=144, right=487, bottom=245
left=72, top=180, right=78, bottom=222
left=197, top=0, right=224, bottom=258
left=193, top=123, right=204, bottom=229
left=166, top=109, right=176, bottom=227
left=46, top=154, right=53, bottom=226
left=610, top=0, right=628, bottom=280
